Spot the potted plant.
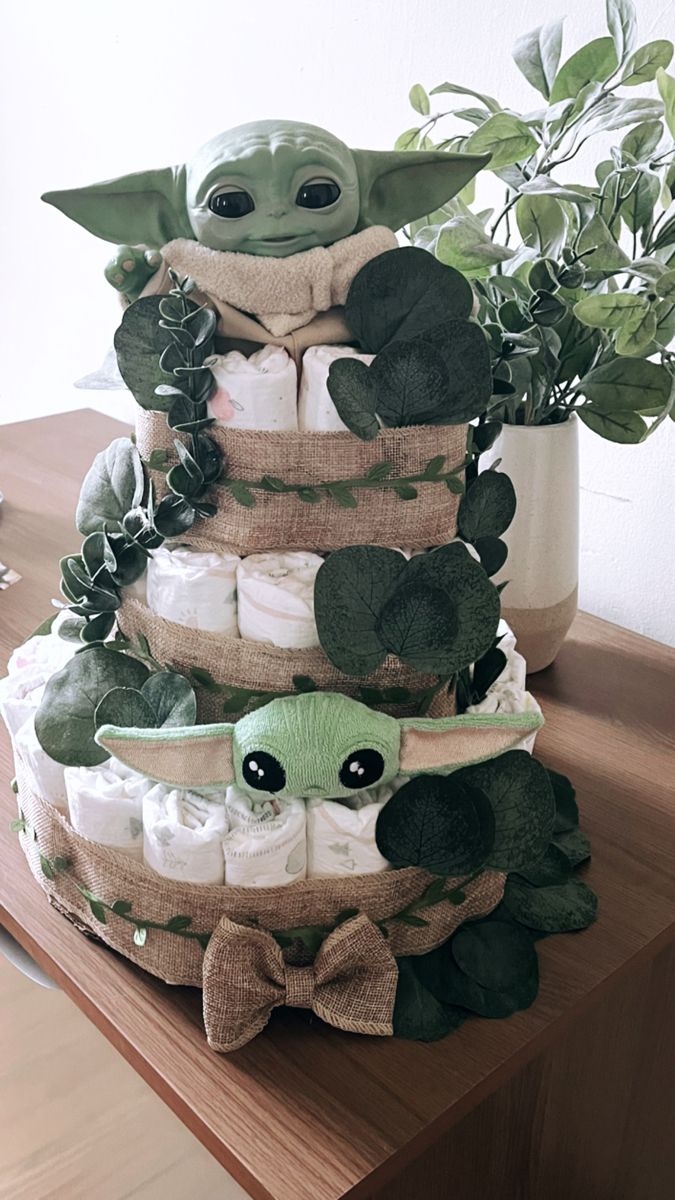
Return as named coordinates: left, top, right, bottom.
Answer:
left=400, top=0, right=675, bottom=669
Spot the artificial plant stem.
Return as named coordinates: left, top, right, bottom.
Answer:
left=218, top=456, right=470, bottom=499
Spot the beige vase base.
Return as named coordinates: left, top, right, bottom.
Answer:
left=502, top=586, right=578, bottom=675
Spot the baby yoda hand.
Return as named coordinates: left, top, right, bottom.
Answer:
left=104, top=245, right=162, bottom=299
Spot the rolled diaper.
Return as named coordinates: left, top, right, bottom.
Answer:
left=298, top=344, right=375, bottom=432
left=206, top=344, right=298, bottom=431
left=65, top=758, right=148, bottom=858
left=15, top=716, right=68, bottom=814
left=236, top=552, right=323, bottom=648
left=143, top=786, right=229, bottom=884
left=224, top=784, right=281, bottom=828
left=146, top=544, right=240, bottom=635
left=0, top=665, right=48, bottom=743
left=7, top=611, right=76, bottom=677
left=222, top=796, right=306, bottom=887
left=307, top=795, right=391, bottom=878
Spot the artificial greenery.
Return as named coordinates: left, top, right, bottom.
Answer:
left=34, top=646, right=198, bottom=767
left=314, top=541, right=500, bottom=679
left=327, top=248, right=493, bottom=438
left=400, top=0, right=675, bottom=441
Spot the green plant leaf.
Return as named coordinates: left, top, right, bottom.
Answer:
left=458, top=471, right=516, bottom=541
left=345, top=247, right=473, bottom=353
left=656, top=67, right=675, bottom=137
left=409, top=83, right=430, bottom=115
left=326, top=357, right=379, bottom=440
left=76, top=439, right=144, bottom=536
left=465, top=113, right=538, bottom=170
left=473, top=535, right=508, bottom=577
left=375, top=774, right=495, bottom=874
left=314, top=546, right=406, bottom=676
left=578, top=406, right=647, bottom=442
left=81, top=611, right=116, bottom=644
left=429, top=81, right=501, bottom=112
left=655, top=269, right=675, bottom=300
left=34, top=648, right=150, bottom=766
left=114, top=297, right=176, bottom=411
left=580, top=357, right=672, bottom=410
left=554, top=828, right=592, bottom=868
left=371, top=341, right=449, bottom=427
left=153, top=494, right=195, bottom=537
left=574, top=292, right=650, bottom=330
left=111, top=899, right=133, bottom=916
left=504, top=878, right=598, bottom=932
left=421, top=319, right=494, bottom=421
left=452, top=920, right=537, bottom=990
left=415, top=929, right=539, bottom=1017
left=606, top=0, right=637, bottom=64
left=516, top=842, right=572, bottom=886
left=549, top=37, right=618, bottom=102
left=620, top=119, right=664, bottom=161
left=406, top=542, right=501, bottom=674
left=621, top=171, right=661, bottom=235
left=576, top=214, right=629, bottom=271
left=512, top=20, right=564, bottom=98
left=141, top=672, right=197, bottom=726
left=515, top=194, right=567, bottom=257
left=436, top=216, right=514, bottom=275
left=548, top=768, right=579, bottom=833
left=95, top=687, right=157, bottom=731
left=375, top=583, right=458, bottom=673
left=615, top=308, right=658, bottom=356
left=622, top=43, right=673, bottom=87
left=453, top=751, right=555, bottom=872
left=29, top=613, right=58, bottom=638
left=392, top=957, right=467, bottom=1041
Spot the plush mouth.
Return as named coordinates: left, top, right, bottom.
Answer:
left=255, top=234, right=310, bottom=244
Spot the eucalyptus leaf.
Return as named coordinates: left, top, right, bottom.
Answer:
left=415, top=931, right=539, bottom=1017
left=114, top=297, right=176, bottom=411
left=452, top=920, right=537, bottom=991
left=95, top=687, right=157, bottom=731
left=421, top=319, right=493, bottom=421
left=314, top=546, right=406, bottom=676
left=406, top=542, right=501, bottom=674
left=371, top=340, right=450, bottom=426
left=326, top=358, right=379, bottom=440
left=141, top=672, right=197, bottom=726
left=452, top=751, right=555, bottom=872
left=76, top=439, right=144, bottom=536
left=548, top=767, right=579, bottom=833
left=515, top=842, right=572, bottom=886
left=345, top=247, right=473, bottom=353
left=375, top=774, right=495, bottom=874
left=34, top=648, right=149, bottom=766
left=375, top=583, right=458, bottom=672
left=458, top=471, right=517, bottom=541
left=393, top=958, right=467, bottom=1041
left=554, top=828, right=592, bottom=868
left=153, top=494, right=195, bottom=537
left=504, top=878, right=598, bottom=932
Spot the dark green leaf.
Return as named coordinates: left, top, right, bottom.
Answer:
left=114, top=296, right=178, bottom=411
left=81, top=611, right=116, bottom=644
left=345, top=247, right=473, bottom=353
left=375, top=774, right=495, bottom=874
left=34, top=648, right=149, bottom=766
left=392, top=957, right=467, bottom=1041
left=406, top=542, right=501, bottom=674
left=474, top=536, right=508, bottom=576
left=371, top=341, right=450, bottom=427
left=141, top=672, right=197, bottom=727
left=504, top=878, right=598, bottom=932
left=421, top=319, right=493, bottom=421
left=554, top=828, right=592, bottom=868
left=376, top=583, right=459, bottom=672
left=415, top=932, right=539, bottom=1017
left=458, top=471, right=516, bottom=541
left=366, top=460, right=393, bottom=481
left=40, top=854, right=54, bottom=880
left=453, top=751, right=555, bottom=872
left=471, top=644, right=507, bottom=701
left=516, top=842, right=572, bottom=886
left=452, top=920, right=537, bottom=990
left=394, top=484, right=418, bottom=500
left=229, top=482, right=256, bottom=508
left=165, top=914, right=193, bottom=932
left=548, top=768, right=579, bottom=833
left=153, top=494, right=195, bottom=537
left=580, top=358, right=672, bottom=410
left=95, top=687, right=157, bottom=731
left=578, top=407, right=647, bottom=442
left=314, top=546, right=406, bottom=675
left=111, top=899, right=133, bottom=916
left=76, top=438, right=144, bottom=536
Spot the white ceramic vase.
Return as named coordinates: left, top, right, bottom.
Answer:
left=483, top=415, right=579, bottom=674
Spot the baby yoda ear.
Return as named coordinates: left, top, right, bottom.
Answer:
left=398, top=712, right=544, bottom=775
left=95, top=722, right=235, bottom=789
left=42, top=165, right=193, bottom=248
left=352, top=148, right=490, bottom=232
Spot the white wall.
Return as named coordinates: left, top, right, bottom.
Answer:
left=2, top=0, right=674, bottom=644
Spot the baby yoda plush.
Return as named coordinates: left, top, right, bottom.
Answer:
left=96, top=691, right=543, bottom=798
left=42, top=119, right=488, bottom=306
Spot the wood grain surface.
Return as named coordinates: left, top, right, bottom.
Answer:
left=1, top=411, right=674, bottom=1200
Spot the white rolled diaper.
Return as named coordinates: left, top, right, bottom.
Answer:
left=298, top=344, right=375, bottom=432
left=143, top=786, right=229, bottom=884
left=65, top=757, right=148, bottom=858
left=307, top=797, right=390, bottom=878
left=146, top=544, right=240, bottom=635
left=206, top=344, right=298, bottom=431
left=7, top=611, right=76, bottom=677
left=224, top=784, right=281, bottom=828
left=0, top=665, right=48, bottom=743
left=236, top=551, right=323, bottom=648
left=222, top=796, right=306, bottom=887
left=15, top=716, right=68, bottom=814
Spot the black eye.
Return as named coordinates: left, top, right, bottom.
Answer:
left=339, top=749, right=385, bottom=789
left=296, top=178, right=341, bottom=209
left=242, top=751, right=285, bottom=793
left=208, top=189, right=255, bottom=218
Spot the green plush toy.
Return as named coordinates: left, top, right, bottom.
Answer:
left=42, top=119, right=488, bottom=292
left=96, top=691, right=542, bottom=798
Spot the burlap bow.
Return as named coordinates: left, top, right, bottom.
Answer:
left=202, top=912, right=398, bottom=1052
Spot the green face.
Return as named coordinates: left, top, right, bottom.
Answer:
left=232, top=693, right=401, bottom=800
left=186, top=120, right=360, bottom=257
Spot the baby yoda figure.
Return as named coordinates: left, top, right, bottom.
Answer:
left=43, top=119, right=487, bottom=352
left=96, top=692, right=543, bottom=799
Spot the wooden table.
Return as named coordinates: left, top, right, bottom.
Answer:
left=1, top=411, right=674, bottom=1200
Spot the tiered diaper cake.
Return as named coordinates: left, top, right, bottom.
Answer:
left=1, top=121, right=596, bottom=1051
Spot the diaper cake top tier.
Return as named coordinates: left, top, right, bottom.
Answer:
left=0, top=118, right=596, bottom=1054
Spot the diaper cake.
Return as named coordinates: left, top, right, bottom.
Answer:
left=1, top=120, right=596, bottom=1051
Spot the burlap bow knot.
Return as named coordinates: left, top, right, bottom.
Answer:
left=202, top=912, right=398, bottom=1052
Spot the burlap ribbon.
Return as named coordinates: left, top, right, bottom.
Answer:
left=202, top=913, right=398, bottom=1051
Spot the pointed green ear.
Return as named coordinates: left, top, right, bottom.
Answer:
left=42, top=165, right=193, bottom=248
left=398, top=712, right=543, bottom=775
left=95, top=722, right=235, bottom=789
left=352, top=148, right=490, bottom=232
